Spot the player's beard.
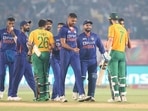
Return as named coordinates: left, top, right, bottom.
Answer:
left=85, top=28, right=91, bottom=33
left=25, top=28, right=30, bottom=32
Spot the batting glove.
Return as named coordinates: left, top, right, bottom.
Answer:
left=102, top=52, right=111, bottom=62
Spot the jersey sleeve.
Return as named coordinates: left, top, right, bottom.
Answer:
left=59, top=27, right=67, bottom=39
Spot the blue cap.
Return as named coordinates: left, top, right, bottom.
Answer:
left=83, top=20, right=93, bottom=25
left=20, top=20, right=31, bottom=27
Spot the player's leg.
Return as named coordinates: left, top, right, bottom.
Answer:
left=50, top=56, right=60, bottom=101
left=32, top=53, right=49, bottom=101
left=41, top=52, right=50, bottom=100
left=59, top=50, right=70, bottom=102
left=85, top=59, right=97, bottom=102
left=108, top=51, right=121, bottom=102
left=10, top=56, right=24, bottom=100
left=71, top=52, right=85, bottom=102
left=72, top=60, right=87, bottom=100
left=118, top=53, right=127, bottom=102
left=0, top=52, right=6, bottom=99
left=24, top=61, right=36, bottom=99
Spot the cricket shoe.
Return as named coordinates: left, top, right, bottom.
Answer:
left=72, top=92, right=79, bottom=100
left=107, top=98, right=115, bottom=102
left=0, top=91, right=4, bottom=99
left=84, top=96, right=95, bottom=102
left=121, top=96, right=127, bottom=102
left=114, top=96, right=121, bottom=102
left=60, top=96, right=68, bottom=103
left=51, top=96, right=60, bottom=102
left=7, top=96, right=22, bottom=101
left=77, top=94, right=86, bottom=102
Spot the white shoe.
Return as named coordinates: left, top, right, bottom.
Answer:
left=107, top=98, right=114, bottom=102
left=90, top=97, right=95, bottom=102
left=8, top=96, right=22, bottom=101
left=52, top=96, right=60, bottom=102
left=60, top=96, right=68, bottom=102
left=0, top=91, right=4, bottom=99
left=77, top=94, right=85, bottom=102
left=72, top=92, right=78, bottom=100
left=114, top=96, right=121, bottom=102
left=121, top=96, right=127, bottom=102
left=7, top=96, right=13, bottom=101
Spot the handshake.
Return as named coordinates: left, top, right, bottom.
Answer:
left=102, top=51, right=111, bottom=62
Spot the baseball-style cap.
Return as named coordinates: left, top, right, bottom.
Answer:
left=109, top=13, right=119, bottom=20
left=83, top=20, right=93, bottom=25
left=20, top=20, right=31, bottom=27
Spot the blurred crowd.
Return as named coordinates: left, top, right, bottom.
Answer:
left=0, top=0, right=148, bottom=39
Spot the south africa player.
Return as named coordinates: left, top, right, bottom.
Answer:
left=106, top=13, right=128, bottom=102
left=72, top=20, right=110, bottom=102
left=0, top=17, right=20, bottom=99
left=8, top=21, right=36, bottom=101
left=59, top=13, right=85, bottom=102
left=51, top=22, right=64, bottom=101
left=28, top=19, right=54, bottom=101
left=108, top=17, right=131, bottom=102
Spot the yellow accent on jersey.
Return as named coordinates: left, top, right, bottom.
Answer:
left=108, top=24, right=128, bottom=52
left=28, top=28, right=54, bottom=52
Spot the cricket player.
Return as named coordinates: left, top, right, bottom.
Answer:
left=107, top=17, right=131, bottom=102
left=59, top=13, right=85, bottom=102
left=72, top=20, right=111, bottom=102
left=0, top=17, right=20, bottom=99
left=106, top=13, right=128, bottom=102
left=8, top=21, right=36, bottom=101
left=28, top=19, right=54, bottom=101
left=51, top=22, right=64, bottom=101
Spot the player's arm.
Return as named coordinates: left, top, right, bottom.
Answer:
left=10, top=28, right=18, bottom=43
left=27, top=32, right=34, bottom=55
left=49, top=33, right=55, bottom=51
left=127, top=30, right=132, bottom=48
left=96, top=36, right=111, bottom=62
left=60, top=38, right=79, bottom=53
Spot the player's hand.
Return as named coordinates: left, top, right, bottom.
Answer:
left=102, top=52, right=111, bottom=62
left=73, top=48, right=80, bottom=53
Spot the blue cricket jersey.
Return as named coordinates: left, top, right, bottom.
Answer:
left=0, top=28, right=20, bottom=51
left=16, top=32, right=29, bottom=56
left=77, top=32, right=105, bottom=60
left=59, top=25, right=78, bottom=49
left=52, top=35, right=61, bottom=59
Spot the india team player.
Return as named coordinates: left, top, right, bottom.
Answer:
left=28, top=19, right=54, bottom=101
left=72, top=20, right=111, bottom=101
left=51, top=23, right=64, bottom=101
left=7, top=21, right=36, bottom=101
left=106, top=13, right=128, bottom=102
left=59, top=13, right=85, bottom=102
left=0, top=17, right=20, bottom=99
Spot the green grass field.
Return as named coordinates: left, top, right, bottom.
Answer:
left=0, top=86, right=148, bottom=111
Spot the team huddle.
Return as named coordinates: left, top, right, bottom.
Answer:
left=0, top=12, right=130, bottom=102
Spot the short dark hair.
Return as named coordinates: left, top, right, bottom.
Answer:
left=7, top=17, right=15, bottom=21
left=47, top=19, right=53, bottom=24
left=58, top=22, right=65, bottom=26
left=68, top=13, right=77, bottom=18
left=118, top=18, right=124, bottom=23
left=38, top=19, right=46, bottom=27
